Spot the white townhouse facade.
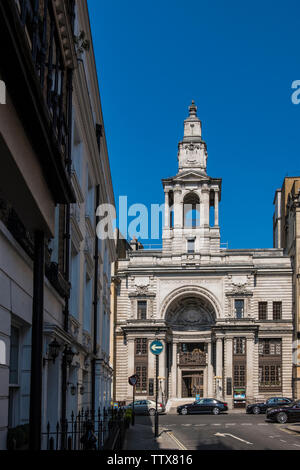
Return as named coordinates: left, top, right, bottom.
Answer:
left=61, top=0, right=115, bottom=422
left=0, top=0, right=115, bottom=450
left=114, top=102, right=294, bottom=410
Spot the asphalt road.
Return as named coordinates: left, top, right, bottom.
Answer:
left=136, top=412, right=300, bottom=450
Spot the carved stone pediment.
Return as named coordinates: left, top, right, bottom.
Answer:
left=226, top=286, right=253, bottom=297
left=129, top=286, right=156, bottom=298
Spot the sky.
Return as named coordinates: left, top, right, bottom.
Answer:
left=87, top=0, right=300, bottom=249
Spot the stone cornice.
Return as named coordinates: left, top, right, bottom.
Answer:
left=52, top=0, right=77, bottom=69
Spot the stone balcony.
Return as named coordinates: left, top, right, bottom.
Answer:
left=179, top=351, right=207, bottom=366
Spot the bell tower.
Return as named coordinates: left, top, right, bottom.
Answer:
left=162, top=101, right=222, bottom=254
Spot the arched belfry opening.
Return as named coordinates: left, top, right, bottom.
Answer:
left=183, top=192, right=200, bottom=228
left=162, top=100, right=221, bottom=253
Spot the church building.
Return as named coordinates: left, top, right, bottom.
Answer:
left=114, top=102, right=293, bottom=410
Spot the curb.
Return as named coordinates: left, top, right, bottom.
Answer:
left=286, top=425, right=300, bottom=434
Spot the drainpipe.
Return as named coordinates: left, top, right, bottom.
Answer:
left=92, top=184, right=100, bottom=416
left=29, top=230, right=45, bottom=451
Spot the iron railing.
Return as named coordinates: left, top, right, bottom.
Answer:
left=42, top=407, right=126, bottom=451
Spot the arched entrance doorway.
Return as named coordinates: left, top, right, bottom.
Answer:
left=164, top=292, right=217, bottom=400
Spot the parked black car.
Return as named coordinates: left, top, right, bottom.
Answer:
left=266, top=400, right=300, bottom=424
left=246, top=397, right=292, bottom=415
left=177, top=398, right=228, bottom=415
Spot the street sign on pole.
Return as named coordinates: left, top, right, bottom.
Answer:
left=150, top=340, right=164, bottom=356
left=150, top=340, right=164, bottom=437
left=128, top=374, right=138, bottom=426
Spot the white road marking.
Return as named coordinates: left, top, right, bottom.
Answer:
left=182, top=424, right=192, bottom=427
left=225, top=423, right=236, bottom=426
left=293, top=444, right=300, bottom=447
left=241, top=423, right=252, bottom=426
left=258, top=423, right=269, bottom=426
left=280, top=440, right=287, bottom=443
left=211, top=423, right=221, bottom=426
left=194, top=424, right=206, bottom=427
left=214, top=433, right=253, bottom=445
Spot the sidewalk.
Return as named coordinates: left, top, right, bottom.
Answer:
left=122, top=424, right=183, bottom=450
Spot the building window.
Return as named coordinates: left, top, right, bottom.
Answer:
left=234, top=364, right=246, bottom=387
left=258, top=302, right=268, bottom=320
left=187, top=239, right=195, bottom=254
left=135, top=338, right=148, bottom=356
left=135, top=365, right=148, bottom=394
left=259, top=339, right=281, bottom=356
left=259, top=339, right=282, bottom=391
left=233, top=338, right=246, bottom=355
left=259, top=365, right=281, bottom=389
left=135, top=338, right=148, bottom=395
left=234, top=300, right=244, bottom=319
left=137, top=301, right=147, bottom=320
left=273, top=302, right=282, bottom=320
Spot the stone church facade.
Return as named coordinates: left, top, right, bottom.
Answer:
left=114, top=102, right=293, bottom=409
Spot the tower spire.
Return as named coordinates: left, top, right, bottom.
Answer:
left=177, top=100, right=207, bottom=174
left=188, top=100, right=197, bottom=117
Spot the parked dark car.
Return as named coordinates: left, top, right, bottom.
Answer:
left=177, top=398, right=228, bottom=415
left=266, top=400, right=300, bottom=424
left=246, top=397, right=292, bottom=415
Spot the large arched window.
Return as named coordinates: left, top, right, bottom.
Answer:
left=183, top=192, right=200, bottom=228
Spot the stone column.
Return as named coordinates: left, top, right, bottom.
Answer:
left=216, top=337, right=223, bottom=400
left=207, top=341, right=214, bottom=396
left=159, top=340, right=166, bottom=404
left=201, top=187, right=210, bottom=226
left=246, top=336, right=254, bottom=402
left=224, top=337, right=233, bottom=408
left=174, top=187, right=182, bottom=228
left=214, top=189, right=219, bottom=227
left=127, top=338, right=135, bottom=399
left=164, top=190, right=169, bottom=229
left=171, top=342, right=178, bottom=398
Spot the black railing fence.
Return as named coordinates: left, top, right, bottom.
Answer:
left=42, top=407, right=126, bottom=451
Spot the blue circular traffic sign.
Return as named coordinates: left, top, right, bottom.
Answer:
left=150, top=340, right=164, bottom=355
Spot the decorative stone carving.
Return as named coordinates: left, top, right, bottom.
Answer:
left=166, top=297, right=215, bottom=331
left=231, top=276, right=248, bottom=287
left=134, top=277, right=150, bottom=287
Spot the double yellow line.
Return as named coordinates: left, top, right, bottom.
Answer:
left=167, top=431, right=187, bottom=450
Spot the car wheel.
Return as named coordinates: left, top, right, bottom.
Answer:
left=253, top=406, right=260, bottom=415
left=276, top=412, right=288, bottom=424
left=212, top=407, right=220, bottom=415
left=148, top=408, right=156, bottom=416
left=181, top=408, right=188, bottom=415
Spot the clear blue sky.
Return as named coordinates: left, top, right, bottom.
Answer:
left=87, top=0, right=300, bottom=249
